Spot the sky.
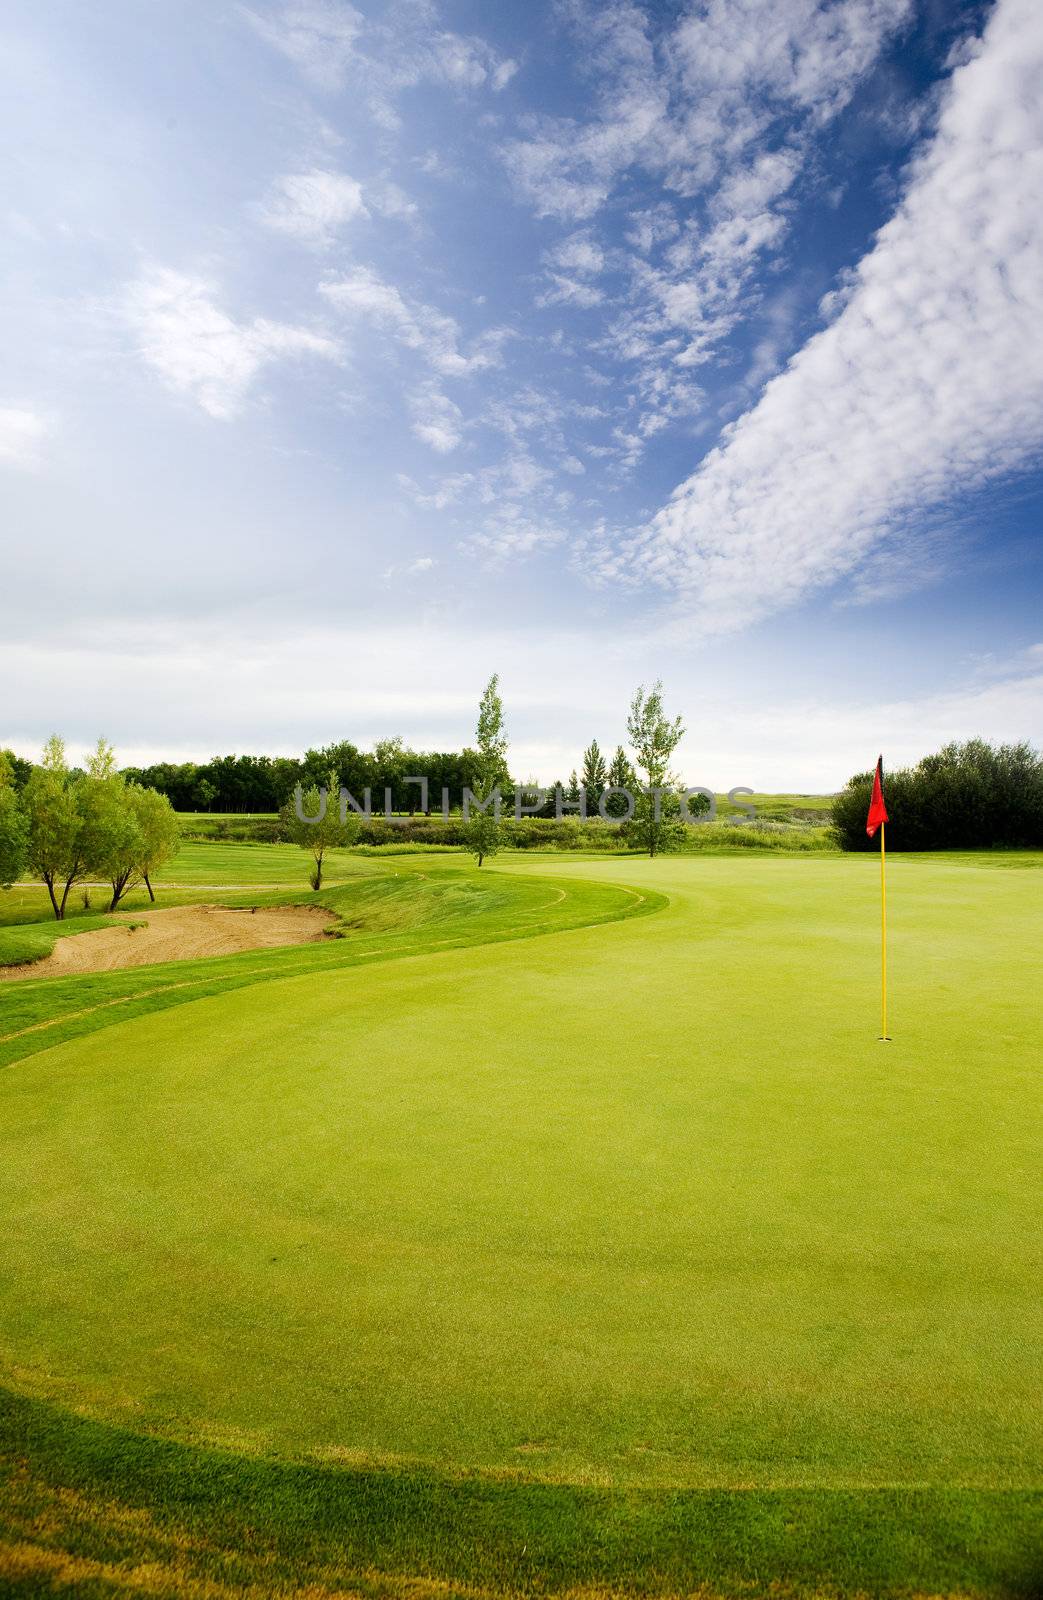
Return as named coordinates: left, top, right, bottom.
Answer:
left=1, top=0, right=1041, bottom=791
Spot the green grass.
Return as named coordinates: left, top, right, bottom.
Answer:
left=0, top=851, right=1041, bottom=1596
left=0, top=862, right=661, bottom=1066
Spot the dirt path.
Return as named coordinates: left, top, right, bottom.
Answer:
left=0, top=905, right=335, bottom=982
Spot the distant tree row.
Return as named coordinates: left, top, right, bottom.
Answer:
left=832, top=740, right=1043, bottom=850
left=116, top=743, right=512, bottom=816
left=0, top=738, right=180, bottom=917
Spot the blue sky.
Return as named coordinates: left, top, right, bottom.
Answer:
left=2, top=0, right=1041, bottom=789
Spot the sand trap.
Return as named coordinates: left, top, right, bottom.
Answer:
left=1, top=904, right=335, bottom=981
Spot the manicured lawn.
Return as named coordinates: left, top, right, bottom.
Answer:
left=0, top=851, right=1040, bottom=1595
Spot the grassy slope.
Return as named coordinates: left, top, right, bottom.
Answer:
left=0, top=864, right=660, bottom=1067
left=0, top=852, right=1041, bottom=1596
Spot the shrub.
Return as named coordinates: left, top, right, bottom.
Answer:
left=832, top=739, right=1043, bottom=850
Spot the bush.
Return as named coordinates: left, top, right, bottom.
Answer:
left=832, top=740, right=1043, bottom=850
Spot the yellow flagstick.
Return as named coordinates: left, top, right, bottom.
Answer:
left=880, top=819, right=889, bottom=1041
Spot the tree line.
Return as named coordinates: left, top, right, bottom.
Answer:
left=0, top=738, right=181, bottom=918
left=831, top=740, right=1043, bottom=849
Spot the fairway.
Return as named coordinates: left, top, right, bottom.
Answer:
left=1, top=850, right=1041, bottom=1595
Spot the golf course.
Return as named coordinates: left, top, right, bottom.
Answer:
left=0, top=841, right=1040, bottom=1597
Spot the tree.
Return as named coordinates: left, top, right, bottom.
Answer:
left=86, top=737, right=118, bottom=780
left=134, top=786, right=182, bottom=900
left=105, top=785, right=181, bottom=909
left=0, top=754, right=28, bottom=890
left=465, top=673, right=509, bottom=867
left=373, top=735, right=408, bottom=812
left=24, top=737, right=87, bottom=919
left=624, top=789, right=687, bottom=856
left=465, top=805, right=502, bottom=868
left=0, top=748, right=33, bottom=791
left=86, top=776, right=141, bottom=913
left=604, top=745, right=636, bottom=817
left=626, top=681, right=686, bottom=856
left=581, top=739, right=608, bottom=810
left=194, top=778, right=217, bottom=812
left=280, top=768, right=354, bottom=888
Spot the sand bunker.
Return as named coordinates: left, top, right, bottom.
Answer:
left=1, top=904, right=335, bottom=981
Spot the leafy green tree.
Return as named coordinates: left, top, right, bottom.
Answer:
left=24, top=737, right=87, bottom=919
left=134, top=787, right=182, bottom=901
left=604, top=745, right=637, bottom=817
left=88, top=786, right=140, bottom=912
left=373, top=735, right=408, bottom=812
left=0, top=748, right=33, bottom=791
left=465, top=673, right=508, bottom=866
left=86, top=738, right=118, bottom=780
left=465, top=805, right=502, bottom=868
left=0, top=754, right=28, bottom=890
left=626, top=681, right=686, bottom=856
left=624, top=789, right=687, bottom=855
left=581, top=740, right=608, bottom=810
left=194, top=778, right=217, bottom=811
left=280, top=769, right=354, bottom=888
left=105, top=785, right=181, bottom=909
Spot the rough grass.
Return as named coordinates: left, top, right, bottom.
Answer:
left=1, top=1391, right=1039, bottom=1599
left=0, top=863, right=663, bottom=1066
left=0, top=851, right=1040, bottom=1596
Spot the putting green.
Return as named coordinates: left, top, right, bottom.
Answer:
left=1, top=853, right=1039, bottom=1498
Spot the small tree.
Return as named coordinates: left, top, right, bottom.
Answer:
left=466, top=805, right=502, bottom=868
left=624, top=789, right=687, bottom=855
left=134, top=786, right=182, bottom=901
left=105, top=785, right=181, bottom=909
left=24, top=737, right=87, bottom=919
left=581, top=739, right=608, bottom=811
left=471, top=674, right=509, bottom=793
left=0, top=754, right=28, bottom=890
left=280, top=769, right=351, bottom=888
left=75, top=740, right=142, bottom=912
left=465, top=674, right=509, bottom=867
left=605, top=744, right=636, bottom=817
left=627, top=681, right=686, bottom=857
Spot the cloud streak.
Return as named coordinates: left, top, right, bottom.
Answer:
left=618, top=0, right=1043, bottom=631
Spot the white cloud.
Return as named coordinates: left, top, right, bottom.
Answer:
left=245, top=0, right=516, bottom=116
left=620, top=0, right=1043, bottom=630
left=257, top=168, right=366, bottom=246
left=548, top=231, right=605, bottom=277
left=0, top=406, right=49, bottom=469
left=409, top=382, right=464, bottom=453
left=506, top=0, right=912, bottom=434
left=618, top=0, right=1043, bottom=630
left=397, top=471, right=474, bottom=509
left=504, top=0, right=910, bottom=217
left=464, top=509, right=566, bottom=563
left=122, top=267, right=341, bottom=419
left=381, top=554, right=437, bottom=581
left=370, top=182, right=419, bottom=223
left=321, top=266, right=504, bottom=377
left=242, top=0, right=364, bottom=91
left=537, top=229, right=609, bottom=308
left=537, top=275, right=605, bottom=309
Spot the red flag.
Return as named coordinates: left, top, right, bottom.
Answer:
left=866, top=755, right=888, bottom=838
